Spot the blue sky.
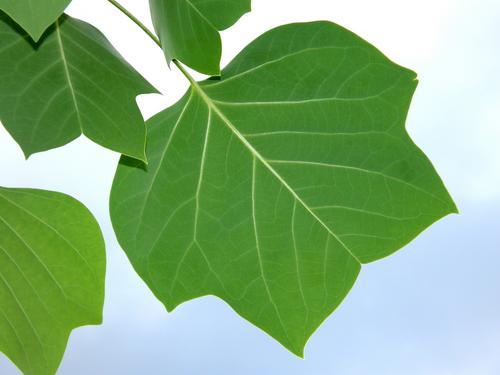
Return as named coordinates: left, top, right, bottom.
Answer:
left=1, top=0, right=499, bottom=374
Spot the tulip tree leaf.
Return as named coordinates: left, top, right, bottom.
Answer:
left=149, top=0, right=251, bottom=75
left=110, top=21, right=457, bottom=356
left=0, top=187, right=105, bottom=375
left=0, top=13, right=156, bottom=161
left=0, top=0, right=71, bottom=42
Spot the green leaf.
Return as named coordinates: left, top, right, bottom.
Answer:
left=0, top=0, right=71, bottom=42
left=0, top=187, right=105, bottom=375
left=110, top=21, right=457, bottom=356
left=0, top=13, right=156, bottom=161
left=150, top=0, right=251, bottom=75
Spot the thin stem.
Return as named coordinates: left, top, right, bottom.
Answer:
left=106, top=0, right=161, bottom=47
left=172, top=60, right=198, bottom=85
left=106, top=0, right=198, bottom=85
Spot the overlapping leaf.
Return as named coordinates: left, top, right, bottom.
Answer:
left=0, top=13, right=156, bottom=161
left=0, top=187, right=105, bottom=375
left=150, top=0, right=251, bottom=75
left=0, top=0, right=71, bottom=41
left=111, top=21, right=457, bottom=355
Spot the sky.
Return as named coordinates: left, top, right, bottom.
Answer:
left=1, top=0, right=499, bottom=374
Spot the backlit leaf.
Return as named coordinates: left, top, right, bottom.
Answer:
left=0, top=0, right=71, bottom=42
left=110, top=21, right=457, bottom=355
left=0, top=187, right=105, bottom=375
left=0, top=13, right=156, bottom=161
left=149, top=0, right=251, bottom=75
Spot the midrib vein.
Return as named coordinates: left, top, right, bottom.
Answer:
left=194, top=108, right=212, bottom=239
left=55, top=20, right=83, bottom=131
left=188, top=79, right=362, bottom=265
left=182, top=0, right=216, bottom=29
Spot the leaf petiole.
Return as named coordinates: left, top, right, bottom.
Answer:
left=106, top=0, right=161, bottom=47
left=106, top=0, right=198, bottom=85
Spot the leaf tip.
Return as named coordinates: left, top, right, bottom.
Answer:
left=283, top=342, right=306, bottom=359
left=244, top=0, right=252, bottom=14
left=450, top=200, right=460, bottom=215
left=29, top=29, right=44, bottom=43
left=120, top=147, right=148, bottom=164
left=162, top=298, right=180, bottom=314
left=295, top=348, right=306, bottom=359
left=22, top=149, right=33, bottom=161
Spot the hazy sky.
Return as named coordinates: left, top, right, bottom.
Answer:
left=1, top=0, right=499, bottom=374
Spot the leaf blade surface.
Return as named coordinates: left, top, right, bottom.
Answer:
left=110, top=21, right=456, bottom=355
left=0, top=13, right=156, bottom=161
left=0, top=187, right=106, bottom=375
left=149, top=0, right=251, bottom=75
left=0, top=0, right=71, bottom=41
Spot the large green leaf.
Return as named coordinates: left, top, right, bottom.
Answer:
left=0, top=187, right=105, bottom=375
left=150, top=0, right=251, bottom=75
left=0, top=13, right=156, bottom=161
left=0, top=0, right=71, bottom=42
left=110, top=21, right=457, bottom=355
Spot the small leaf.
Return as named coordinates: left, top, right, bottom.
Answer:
left=0, top=13, right=156, bottom=161
left=149, top=0, right=251, bottom=75
left=110, top=21, right=457, bottom=355
left=0, top=0, right=71, bottom=42
left=0, top=187, right=105, bottom=375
